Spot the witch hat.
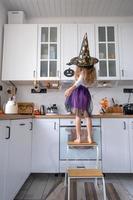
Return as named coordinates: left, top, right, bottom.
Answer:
left=67, top=33, right=98, bottom=68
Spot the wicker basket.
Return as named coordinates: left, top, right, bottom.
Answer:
left=18, top=102, right=34, bottom=115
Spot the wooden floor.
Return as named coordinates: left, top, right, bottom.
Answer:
left=14, top=173, right=133, bottom=200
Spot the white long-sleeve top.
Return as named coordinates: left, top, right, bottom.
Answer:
left=74, top=72, right=89, bottom=88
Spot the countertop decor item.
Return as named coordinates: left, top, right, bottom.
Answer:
left=5, top=97, right=18, bottom=114
left=18, top=102, right=34, bottom=115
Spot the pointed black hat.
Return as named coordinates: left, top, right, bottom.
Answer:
left=67, top=33, right=98, bottom=68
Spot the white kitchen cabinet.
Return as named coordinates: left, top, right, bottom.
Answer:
left=5, top=119, right=32, bottom=200
left=61, top=24, right=78, bottom=80
left=32, top=119, right=59, bottom=173
left=2, top=24, right=38, bottom=81
left=0, top=120, right=10, bottom=200
left=95, top=24, right=119, bottom=80
left=37, top=25, right=60, bottom=80
left=78, top=24, right=95, bottom=58
left=119, top=23, right=133, bottom=80
left=129, top=119, right=133, bottom=172
left=102, top=118, right=130, bottom=173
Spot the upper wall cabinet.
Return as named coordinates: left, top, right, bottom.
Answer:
left=61, top=24, right=78, bottom=81
left=37, top=25, right=60, bottom=80
left=95, top=24, right=119, bottom=80
left=61, top=24, right=96, bottom=81
left=2, top=24, right=38, bottom=81
left=119, top=23, right=133, bottom=80
left=77, top=24, right=95, bottom=58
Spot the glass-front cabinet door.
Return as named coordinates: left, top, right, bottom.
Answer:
left=38, top=25, right=60, bottom=80
left=96, top=25, right=119, bottom=80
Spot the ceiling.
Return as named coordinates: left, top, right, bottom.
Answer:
left=1, top=0, right=133, bottom=18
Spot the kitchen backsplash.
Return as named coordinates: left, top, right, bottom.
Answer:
left=14, top=84, right=133, bottom=114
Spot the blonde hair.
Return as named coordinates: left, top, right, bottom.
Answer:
left=75, top=66, right=96, bottom=85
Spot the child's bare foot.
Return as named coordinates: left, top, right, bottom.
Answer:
left=74, top=138, right=80, bottom=143
left=87, top=137, right=93, bottom=144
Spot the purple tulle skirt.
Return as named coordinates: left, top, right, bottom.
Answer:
left=65, top=85, right=93, bottom=117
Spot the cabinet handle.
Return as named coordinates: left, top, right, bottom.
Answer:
left=123, top=121, right=126, bottom=130
left=19, top=123, right=26, bottom=126
left=33, top=70, right=36, bottom=79
left=122, top=69, right=124, bottom=77
left=30, top=122, right=33, bottom=130
left=6, top=126, right=10, bottom=139
left=54, top=122, right=56, bottom=130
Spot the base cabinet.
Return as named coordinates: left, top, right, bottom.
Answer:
left=102, top=118, right=132, bottom=173
left=32, top=119, right=59, bottom=173
left=129, top=119, right=133, bottom=172
left=0, top=119, right=32, bottom=200
left=0, top=121, right=10, bottom=200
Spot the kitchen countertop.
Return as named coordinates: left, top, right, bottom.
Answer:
left=35, top=113, right=133, bottom=118
left=1, top=113, right=133, bottom=120
left=0, top=114, right=34, bottom=120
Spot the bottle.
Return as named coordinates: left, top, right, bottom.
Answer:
left=52, top=104, right=58, bottom=113
left=40, top=105, right=45, bottom=115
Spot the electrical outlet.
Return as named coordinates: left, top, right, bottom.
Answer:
left=123, top=88, right=133, bottom=93
left=31, top=88, right=47, bottom=93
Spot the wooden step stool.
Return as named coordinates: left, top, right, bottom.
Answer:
left=66, top=142, right=106, bottom=200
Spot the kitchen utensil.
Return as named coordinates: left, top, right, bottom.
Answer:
left=123, top=104, right=133, bottom=115
left=5, top=98, right=18, bottom=114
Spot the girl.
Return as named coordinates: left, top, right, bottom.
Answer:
left=64, top=33, right=98, bottom=143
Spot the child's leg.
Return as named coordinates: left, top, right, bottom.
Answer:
left=74, top=115, right=81, bottom=143
left=86, top=117, right=93, bottom=143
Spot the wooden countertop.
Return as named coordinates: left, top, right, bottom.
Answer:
left=35, top=113, right=133, bottom=118
left=1, top=113, right=133, bottom=120
left=0, top=114, right=34, bottom=120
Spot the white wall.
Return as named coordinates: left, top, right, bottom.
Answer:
left=15, top=83, right=133, bottom=114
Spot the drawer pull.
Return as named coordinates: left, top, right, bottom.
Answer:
left=19, top=123, right=26, bottom=126
left=123, top=121, right=126, bottom=130
left=30, top=122, right=33, bottom=130
left=6, top=126, right=10, bottom=139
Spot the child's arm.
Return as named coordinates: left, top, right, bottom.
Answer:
left=65, top=84, right=76, bottom=97
left=65, top=73, right=83, bottom=97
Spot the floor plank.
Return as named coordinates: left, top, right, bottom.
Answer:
left=42, top=174, right=63, bottom=199
left=23, top=174, right=49, bottom=200
left=14, top=173, right=133, bottom=200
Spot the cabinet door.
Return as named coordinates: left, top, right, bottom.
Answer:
left=32, top=119, right=59, bottom=173
left=129, top=119, right=133, bottom=172
left=2, top=24, right=38, bottom=81
left=102, top=118, right=130, bottom=172
left=38, top=25, right=60, bottom=80
left=119, top=24, right=133, bottom=80
left=0, top=121, right=10, bottom=200
left=78, top=24, right=95, bottom=58
left=95, top=25, right=119, bottom=80
left=22, top=119, right=32, bottom=179
left=5, top=119, right=32, bottom=200
left=61, top=24, right=78, bottom=80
